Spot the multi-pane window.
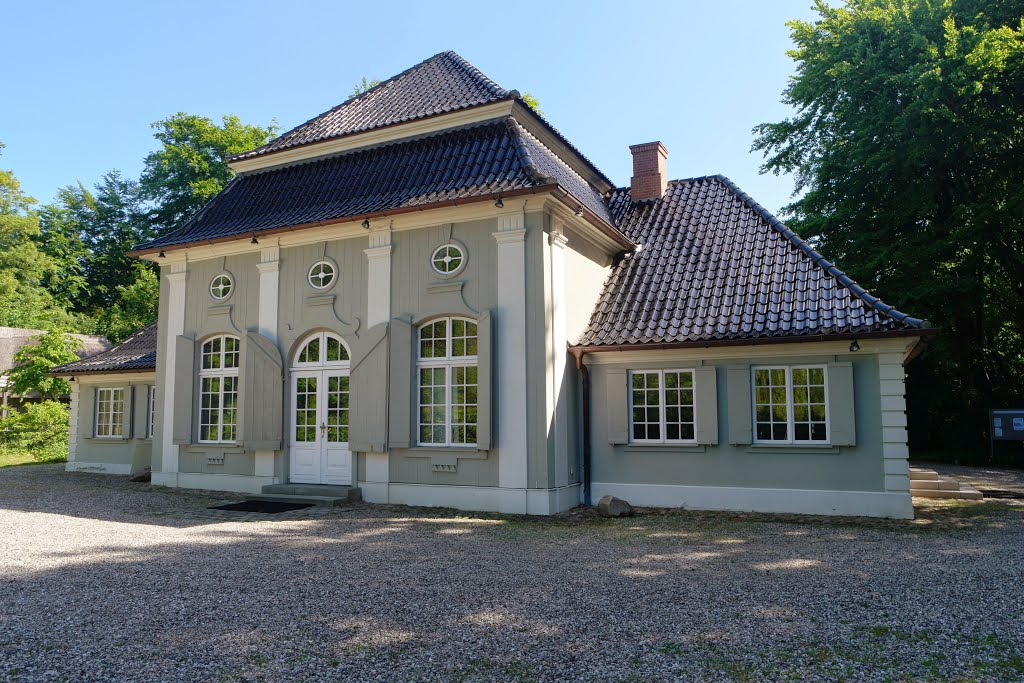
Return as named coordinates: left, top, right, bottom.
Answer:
left=753, top=366, right=829, bottom=443
left=417, top=317, right=477, bottom=446
left=629, top=370, right=696, bottom=443
left=430, top=244, right=465, bottom=275
left=199, top=335, right=240, bottom=443
left=94, top=387, right=125, bottom=438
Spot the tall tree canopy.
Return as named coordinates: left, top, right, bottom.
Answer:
left=0, top=144, right=81, bottom=329
left=140, top=113, right=278, bottom=232
left=753, top=0, right=1024, bottom=457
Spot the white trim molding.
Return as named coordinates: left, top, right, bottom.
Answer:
left=66, top=462, right=133, bottom=475
left=67, top=381, right=80, bottom=462
left=879, top=350, right=911, bottom=494
left=159, top=262, right=187, bottom=476
left=591, top=482, right=914, bottom=519
left=365, top=227, right=393, bottom=328
left=153, top=472, right=278, bottom=494
left=362, top=482, right=581, bottom=515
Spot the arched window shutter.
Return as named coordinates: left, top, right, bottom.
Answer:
left=475, top=310, right=492, bottom=450
left=349, top=323, right=388, bottom=452
left=238, top=331, right=283, bottom=450
left=172, top=336, right=194, bottom=445
left=387, top=318, right=413, bottom=449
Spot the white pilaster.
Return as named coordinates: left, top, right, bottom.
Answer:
left=547, top=222, right=570, bottom=488
left=158, top=262, right=187, bottom=479
left=879, top=351, right=911, bottom=501
left=494, top=213, right=529, bottom=494
left=255, top=243, right=281, bottom=481
left=362, top=227, right=394, bottom=495
left=365, top=227, right=393, bottom=328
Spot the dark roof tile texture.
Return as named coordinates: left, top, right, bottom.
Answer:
left=577, top=176, right=929, bottom=346
left=139, top=118, right=613, bottom=250
left=233, top=52, right=511, bottom=161
left=52, top=323, right=157, bottom=374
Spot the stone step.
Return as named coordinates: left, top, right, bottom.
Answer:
left=909, top=468, right=940, bottom=481
left=262, top=484, right=361, bottom=503
left=910, top=478, right=961, bottom=491
left=911, top=487, right=984, bottom=500
left=248, top=493, right=354, bottom=508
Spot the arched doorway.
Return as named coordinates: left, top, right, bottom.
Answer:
left=290, top=331, right=352, bottom=485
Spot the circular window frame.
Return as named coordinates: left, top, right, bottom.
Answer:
left=307, top=259, right=338, bottom=291
left=430, top=241, right=467, bottom=279
left=209, top=272, right=234, bottom=301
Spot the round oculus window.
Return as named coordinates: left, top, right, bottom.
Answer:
left=431, top=244, right=465, bottom=275
left=308, top=261, right=336, bottom=289
left=210, top=274, right=233, bottom=300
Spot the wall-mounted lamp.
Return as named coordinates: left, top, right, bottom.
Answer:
left=69, top=377, right=76, bottom=382
left=575, top=206, right=584, bottom=217
left=362, top=218, right=370, bottom=229
left=849, top=339, right=860, bottom=352
left=251, top=235, right=259, bottom=245
left=494, top=196, right=504, bottom=208
left=158, top=250, right=166, bottom=258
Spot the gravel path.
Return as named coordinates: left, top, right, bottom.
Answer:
left=2, top=464, right=1023, bottom=682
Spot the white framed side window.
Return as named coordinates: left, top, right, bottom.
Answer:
left=147, top=385, right=157, bottom=439
left=94, top=387, right=126, bottom=438
left=752, top=365, right=829, bottom=443
left=417, top=317, right=478, bottom=447
left=198, top=335, right=240, bottom=443
left=629, top=369, right=696, bottom=443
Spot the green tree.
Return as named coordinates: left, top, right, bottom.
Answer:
left=521, top=92, right=543, bottom=116
left=95, top=263, right=159, bottom=343
left=350, top=77, right=382, bottom=97
left=0, top=400, right=70, bottom=462
left=0, top=143, right=81, bottom=329
left=3, top=329, right=82, bottom=400
left=140, top=113, right=278, bottom=231
left=36, top=185, right=91, bottom=309
left=753, top=0, right=1024, bottom=458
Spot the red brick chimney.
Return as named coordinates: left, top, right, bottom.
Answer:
left=629, top=141, right=669, bottom=201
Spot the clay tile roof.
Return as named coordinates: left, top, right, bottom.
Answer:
left=230, top=51, right=513, bottom=162
left=576, top=175, right=932, bottom=347
left=137, top=118, right=618, bottom=251
left=51, top=323, right=157, bottom=375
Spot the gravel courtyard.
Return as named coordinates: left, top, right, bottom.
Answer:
left=2, top=465, right=1023, bottom=682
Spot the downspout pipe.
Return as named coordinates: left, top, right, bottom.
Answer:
left=570, top=347, right=592, bottom=506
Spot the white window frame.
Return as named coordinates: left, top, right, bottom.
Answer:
left=146, top=385, right=157, bottom=439
left=209, top=273, right=233, bottom=301
left=198, top=335, right=240, bottom=444
left=628, top=369, right=698, bottom=444
left=94, top=387, right=126, bottom=439
left=292, top=331, right=350, bottom=368
left=751, top=365, right=830, bottom=445
left=307, top=260, right=337, bottom=290
left=417, top=317, right=478, bottom=448
left=430, top=243, right=466, bottom=277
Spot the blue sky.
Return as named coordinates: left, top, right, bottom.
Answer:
left=1, top=0, right=819, bottom=215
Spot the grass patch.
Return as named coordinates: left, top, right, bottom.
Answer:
left=0, top=446, right=61, bottom=468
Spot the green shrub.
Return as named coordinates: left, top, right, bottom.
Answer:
left=0, top=400, right=70, bottom=462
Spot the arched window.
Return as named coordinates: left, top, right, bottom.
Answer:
left=417, top=317, right=477, bottom=446
left=293, top=331, right=350, bottom=367
left=198, top=335, right=240, bottom=443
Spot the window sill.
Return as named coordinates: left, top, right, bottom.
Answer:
left=85, top=436, right=128, bottom=442
left=405, top=446, right=488, bottom=459
left=745, top=444, right=840, bottom=455
left=624, top=443, right=707, bottom=454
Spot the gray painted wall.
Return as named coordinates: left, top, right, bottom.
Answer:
left=74, top=375, right=155, bottom=472
left=587, top=352, right=885, bottom=492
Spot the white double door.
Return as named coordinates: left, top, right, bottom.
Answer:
left=289, top=370, right=352, bottom=485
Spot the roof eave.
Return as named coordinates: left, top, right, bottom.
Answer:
left=129, top=183, right=633, bottom=258
left=571, top=326, right=939, bottom=356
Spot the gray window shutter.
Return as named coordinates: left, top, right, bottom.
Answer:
left=606, top=368, right=629, bottom=444
left=828, top=361, right=856, bottom=446
left=387, top=318, right=413, bottom=450
left=128, top=385, right=137, bottom=440
left=475, top=310, right=492, bottom=450
left=349, top=323, right=388, bottom=452
left=89, top=387, right=98, bottom=438
left=172, top=335, right=194, bottom=445
left=694, top=366, right=719, bottom=445
left=726, top=365, right=752, bottom=445
left=238, top=331, right=283, bottom=450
